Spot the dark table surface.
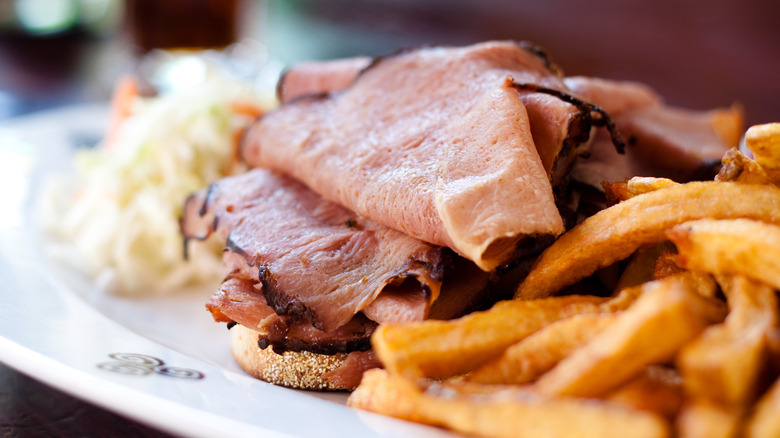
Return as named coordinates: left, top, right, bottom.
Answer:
left=0, top=362, right=175, bottom=437
left=1, top=1, right=778, bottom=436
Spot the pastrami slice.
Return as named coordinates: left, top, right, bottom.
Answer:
left=243, top=41, right=589, bottom=271
left=183, top=168, right=445, bottom=332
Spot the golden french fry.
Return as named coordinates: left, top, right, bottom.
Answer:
left=374, top=284, right=650, bottom=381
left=745, top=122, right=780, bottom=184
left=614, top=242, right=676, bottom=291
left=605, top=365, right=683, bottom=420
left=715, top=148, right=770, bottom=184
left=745, top=376, right=780, bottom=438
left=676, top=275, right=777, bottom=407
left=675, top=398, right=742, bottom=438
left=372, top=295, right=609, bottom=380
left=348, top=369, right=429, bottom=425
left=348, top=369, right=670, bottom=438
left=534, top=275, right=725, bottom=398
left=603, top=177, right=679, bottom=204
left=652, top=251, right=687, bottom=281
left=516, top=182, right=780, bottom=300
left=667, top=219, right=780, bottom=290
left=467, top=313, right=617, bottom=385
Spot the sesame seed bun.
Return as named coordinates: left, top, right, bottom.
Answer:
left=230, top=324, right=352, bottom=390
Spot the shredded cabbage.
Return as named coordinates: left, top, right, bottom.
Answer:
left=42, top=78, right=270, bottom=295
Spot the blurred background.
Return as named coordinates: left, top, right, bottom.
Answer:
left=0, top=0, right=777, bottom=124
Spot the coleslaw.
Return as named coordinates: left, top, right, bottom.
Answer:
left=41, top=75, right=272, bottom=295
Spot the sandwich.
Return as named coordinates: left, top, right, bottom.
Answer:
left=181, top=40, right=740, bottom=390
left=181, top=168, right=490, bottom=389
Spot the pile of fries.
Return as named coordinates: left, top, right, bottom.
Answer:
left=348, top=123, right=780, bottom=438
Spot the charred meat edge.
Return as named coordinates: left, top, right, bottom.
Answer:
left=225, top=234, right=446, bottom=331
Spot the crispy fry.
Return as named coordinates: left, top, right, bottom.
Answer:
left=603, top=177, right=679, bottom=204
left=676, top=275, right=777, bottom=407
left=745, top=376, right=780, bottom=438
left=348, top=369, right=430, bottom=424
left=668, top=219, right=780, bottom=290
left=374, top=284, right=651, bottom=381
left=599, top=271, right=713, bottom=312
left=605, top=365, right=683, bottom=420
left=534, top=275, right=725, bottom=398
left=372, top=295, right=609, bottom=380
left=348, top=369, right=670, bottom=438
left=516, top=182, right=780, bottom=299
left=715, top=148, right=770, bottom=184
left=676, top=398, right=742, bottom=438
left=598, top=280, right=655, bottom=311
left=467, top=313, right=617, bottom=384
left=745, top=122, right=780, bottom=184
left=652, top=251, right=686, bottom=280
left=615, top=242, right=676, bottom=290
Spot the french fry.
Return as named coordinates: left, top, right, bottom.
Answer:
left=348, top=369, right=430, bottom=425
left=348, top=369, right=670, bottom=438
left=599, top=282, right=651, bottom=312
left=667, top=219, right=780, bottom=290
left=715, top=148, right=771, bottom=184
left=516, top=182, right=780, bottom=299
left=745, top=122, right=780, bottom=184
left=374, top=283, right=654, bottom=381
left=676, top=398, right=742, bottom=438
left=605, top=365, right=683, bottom=420
left=467, top=313, right=617, bottom=384
left=372, top=295, right=609, bottom=380
left=614, top=242, right=676, bottom=290
left=651, top=270, right=717, bottom=300
left=603, top=177, right=679, bottom=204
left=745, top=376, right=780, bottom=438
left=676, top=275, right=777, bottom=407
left=533, top=275, right=725, bottom=398
left=652, top=251, right=687, bottom=281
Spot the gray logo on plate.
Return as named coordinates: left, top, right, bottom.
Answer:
left=97, top=353, right=204, bottom=380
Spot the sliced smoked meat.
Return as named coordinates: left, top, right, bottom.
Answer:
left=203, top=226, right=488, bottom=356
left=206, top=275, right=375, bottom=355
left=276, top=56, right=371, bottom=103
left=319, top=350, right=382, bottom=390
left=183, top=168, right=445, bottom=332
left=564, top=76, right=661, bottom=116
left=567, top=76, right=744, bottom=185
left=241, top=41, right=610, bottom=271
left=205, top=247, right=489, bottom=354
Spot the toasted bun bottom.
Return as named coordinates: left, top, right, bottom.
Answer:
left=231, top=324, right=351, bottom=390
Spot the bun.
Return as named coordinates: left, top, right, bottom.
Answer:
left=230, top=324, right=351, bottom=390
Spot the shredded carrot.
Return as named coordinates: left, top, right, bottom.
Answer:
left=105, top=75, right=140, bottom=150
left=229, top=100, right=265, bottom=119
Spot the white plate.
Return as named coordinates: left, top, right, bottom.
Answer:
left=0, top=105, right=454, bottom=438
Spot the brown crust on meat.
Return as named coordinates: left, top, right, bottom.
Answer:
left=231, top=324, right=351, bottom=390
left=516, top=40, right=563, bottom=77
